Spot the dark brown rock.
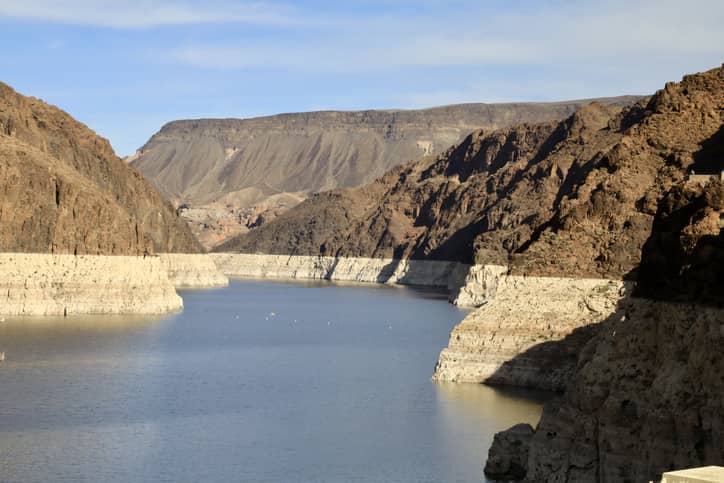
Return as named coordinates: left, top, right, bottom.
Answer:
left=485, top=423, right=535, bottom=481
left=0, top=81, right=201, bottom=255
left=486, top=67, right=724, bottom=481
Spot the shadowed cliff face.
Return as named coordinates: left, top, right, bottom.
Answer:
left=484, top=68, right=724, bottom=482
left=0, top=82, right=201, bottom=255
left=222, top=66, right=723, bottom=282
left=635, top=179, right=724, bottom=305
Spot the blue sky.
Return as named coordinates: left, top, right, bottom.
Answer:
left=1, top=0, right=722, bottom=156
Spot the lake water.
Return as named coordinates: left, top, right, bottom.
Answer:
left=0, top=280, right=546, bottom=483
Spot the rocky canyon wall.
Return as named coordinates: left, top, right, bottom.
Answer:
left=212, top=253, right=510, bottom=308
left=211, top=253, right=467, bottom=290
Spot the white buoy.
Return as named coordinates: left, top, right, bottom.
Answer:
left=0, top=352, right=5, bottom=361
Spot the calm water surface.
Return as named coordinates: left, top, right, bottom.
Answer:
left=0, top=280, right=547, bottom=483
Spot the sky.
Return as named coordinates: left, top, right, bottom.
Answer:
left=1, top=0, right=723, bottom=156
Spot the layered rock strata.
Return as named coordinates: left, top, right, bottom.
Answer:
left=159, top=254, right=229, bottom=288
left=0, top=254, right=182, bottom=316
left=433, top=276, right=627, bottom=391
left=211, top=253, right=469, bottom=291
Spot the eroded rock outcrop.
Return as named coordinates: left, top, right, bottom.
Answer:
left=484, top=423, right=535, bottom=481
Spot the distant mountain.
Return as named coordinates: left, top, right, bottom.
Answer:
left=219, top=66, right=723, bottom=281
left=130, top=97, right=640, bottom=248
left=0, top=82, right=201, bottom=255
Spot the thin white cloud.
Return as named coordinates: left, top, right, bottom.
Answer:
left=164, top=0, right=724, bottom=71
left=0, top=0, right=299, bottom=28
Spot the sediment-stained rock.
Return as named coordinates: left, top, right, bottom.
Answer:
left=0, top=254, right=182, bottom=316
left=433, top=276, right=627, bottom=391
left=450, top=264, right=508, bottom=307
left=211, top=253, right=469, bottom=290
left=159, top=254, right=229, bottom=288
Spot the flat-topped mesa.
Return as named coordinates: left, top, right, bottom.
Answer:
left=134, top=97, right=641, bottom=206
left=133, top=97, right=640, bottom=249
left=0, top=254, right=182, bottom=316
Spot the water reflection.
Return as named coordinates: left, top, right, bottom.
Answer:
left=0, top=280, right=547, bottom=483
left=0, top=314, right=168, bottom=483
left=434, top=383, right=549, bottom=482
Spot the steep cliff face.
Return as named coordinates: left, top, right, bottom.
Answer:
left=132, top=97, right=639, bottom=249
left=432, top=276, right=627, bottom=391
left=511, top=300, right=724, bottom=483
left=485, top=104, right=724, bottom=481
left=0, top=82, right=201, bottom=255
left=514, top=67, right=724, bottom=278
